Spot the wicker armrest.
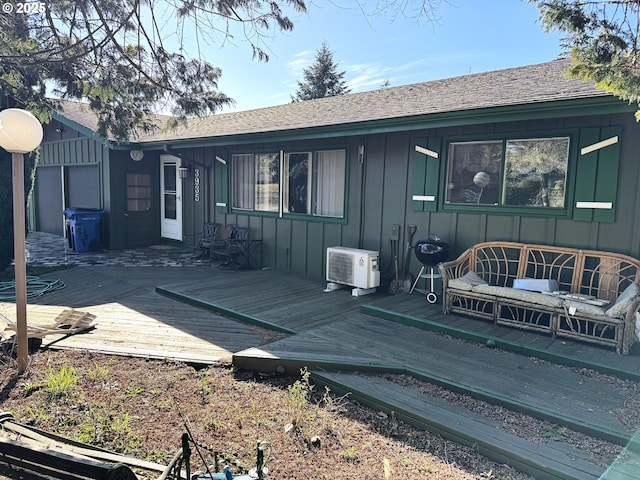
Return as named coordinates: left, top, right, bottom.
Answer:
left=438, top=249, right=471, bottom=278
left=622, top=297, right=640, bottom=354
left=438, top=249, right=473, bottom=287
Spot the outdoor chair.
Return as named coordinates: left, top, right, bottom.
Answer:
left=217, top=227, right=253, bottom=270
left=194, top=222, right=220, bottom=262
left=209, top=224, right=236, bottom=263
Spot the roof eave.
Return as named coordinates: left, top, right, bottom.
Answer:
left=132, top=96, right=633, bottom=150
left=51, top=111, right=117, bottom=147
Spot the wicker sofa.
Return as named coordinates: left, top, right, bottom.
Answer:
left=438, top=242, right=640, bottom=354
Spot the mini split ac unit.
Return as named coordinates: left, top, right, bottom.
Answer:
left=326, top=247, right=381, bottom=290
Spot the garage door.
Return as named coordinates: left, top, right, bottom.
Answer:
left=36, top=166, right=63, bottom=235
left=36, top=165, right=100, bottom=236
left=67, top=165, right=100, bottom=209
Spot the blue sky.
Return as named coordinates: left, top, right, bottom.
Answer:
left=178, top=1, right=565, bottom=112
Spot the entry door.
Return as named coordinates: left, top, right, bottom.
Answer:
left=125, top=171, right=154, bottom=248
left=160, top=155, right=183, bottom=240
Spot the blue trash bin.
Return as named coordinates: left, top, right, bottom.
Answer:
left=64, top=208, right=104, bottom=252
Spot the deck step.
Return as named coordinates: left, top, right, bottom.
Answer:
left=311, top=370, right=605, bottom=480
left=361, top=303, right=640, bottom=383
left=234, top=314, right=633, bottom=446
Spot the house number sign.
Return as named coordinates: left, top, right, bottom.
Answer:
left=194, top=168, right=200, bottom=202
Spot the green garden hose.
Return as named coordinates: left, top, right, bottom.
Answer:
left=0, top=276, right=66, bottom=301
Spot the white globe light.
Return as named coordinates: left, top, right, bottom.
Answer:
left=0, top=108, right=44, bottom=153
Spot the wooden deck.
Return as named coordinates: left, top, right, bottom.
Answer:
left=155, top=268, right=640, bottom=378
left=2, top=264, right=640, bottom=479
left=155, top=269, right=372, bottom=333
left=1, top=266, right=265, bottom=364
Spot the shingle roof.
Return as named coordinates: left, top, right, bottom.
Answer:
left=55, top=101, right=173, bottom=139
left=57, top=59, right=611, bottom=144
left=56, top=101, right=99, bottom=133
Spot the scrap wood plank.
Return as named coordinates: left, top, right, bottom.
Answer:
left=1, top=309, right=96, bottom=339
left=0, top=436, right=137, bottom=480
left=0, top=413, right=168, bottom=477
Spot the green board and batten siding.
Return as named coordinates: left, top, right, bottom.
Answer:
left=36, top=111, right=640, bottom=277
left=203, top=112, right=640, bottom=280
left=206, top=138, right=364, bottom=277
left=39, top=137, right=109, bottom=169
left=37, top=135, right=165, bottom=250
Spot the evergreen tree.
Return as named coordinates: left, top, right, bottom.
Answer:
left=0, top=0, right=307, bottom=142
left=0, top=0, right=307, bottom=273
left=529, top=0, right=640, bottom=120
left=292, top=42, right=351, bottom=101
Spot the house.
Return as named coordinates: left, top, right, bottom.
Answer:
left=33, top=59, right=640, bottom=279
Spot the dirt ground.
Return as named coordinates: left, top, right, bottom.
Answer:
left=0, top=347, right=635, bottom=479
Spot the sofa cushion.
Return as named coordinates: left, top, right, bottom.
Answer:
left=449, top=271, right=487, bottom=291
left=561, top=300, right=607, bottom=317
left=472, top=285, right=563, bottom=308
left=605, top=283, right=640, bottom=318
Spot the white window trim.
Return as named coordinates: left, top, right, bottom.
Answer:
left=232, top=149, right=347, bottom=219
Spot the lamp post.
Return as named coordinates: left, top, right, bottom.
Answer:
left=0, top=108, right=44, bottom=374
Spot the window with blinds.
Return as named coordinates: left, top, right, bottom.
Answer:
left=231, top=149, right=346, bottom=219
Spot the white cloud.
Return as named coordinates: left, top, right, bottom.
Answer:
left=343, top=60, right=409, bottom=92
left=343, top=52, right=493, bottom=93
left=345, top=66, right=387, bottom=90
left=286, top=50, right=314, bottom=76
left=293, top=49, right=313, bottom=58
left=265, top=91, right=291, bottom=103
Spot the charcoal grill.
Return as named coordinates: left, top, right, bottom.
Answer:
left=410, top=235, right=449, bottom=303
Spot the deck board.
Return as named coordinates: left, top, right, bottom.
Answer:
left=367, top=294, right=640, bottom=376
left=161, top=270, right=370, bottom=332
left=311, top=371, right=604, bottom=480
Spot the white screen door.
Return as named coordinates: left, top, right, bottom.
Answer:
left=160, top=155, right=182, bottom=240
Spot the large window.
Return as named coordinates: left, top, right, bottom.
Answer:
left=231, top=154, right=254, bottom=210
left=232, top=149, right=346, bottom=218
left=285, top=152, right=310, bottom=214
left=314, top=150, right=346, bottom=217
left=445, top=137, right=570, bottom=209
left=446, top=141, right=502, bottom=205
left=503, top=138, right=569, bottom=207
left=231, top=153, right=280, bottom=212
left=255, top=153, right=280, bottom=212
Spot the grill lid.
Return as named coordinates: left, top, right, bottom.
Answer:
left=414, top=235, right=449, bottom=265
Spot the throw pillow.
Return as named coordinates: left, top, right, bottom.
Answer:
left=449, top=271, right=487, bottom=291
left=605, top=283, right=640, bottom=318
